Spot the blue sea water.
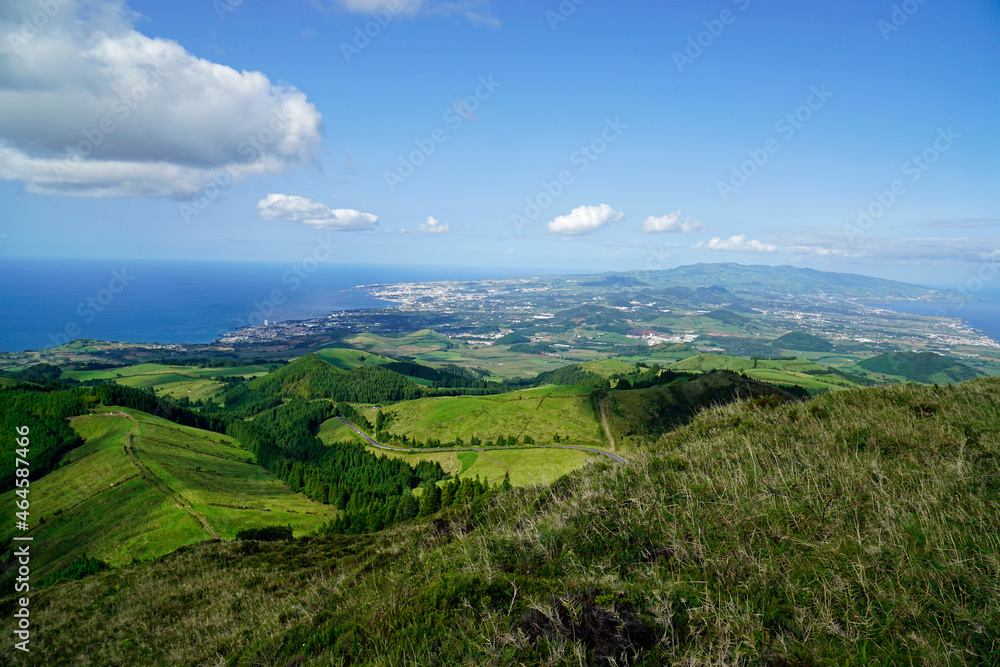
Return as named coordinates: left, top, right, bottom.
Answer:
left=0, top=258, right=531, bottom=352
left=886, top=288, right=1000, bottom=344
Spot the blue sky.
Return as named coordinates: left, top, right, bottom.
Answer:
left=0, top=0, right=998, bottom=287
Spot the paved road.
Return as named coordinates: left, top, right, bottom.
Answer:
left=337, top=416, right=627, bottom=464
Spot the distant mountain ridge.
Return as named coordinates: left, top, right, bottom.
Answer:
left=623, top=263, right=954, bottom=301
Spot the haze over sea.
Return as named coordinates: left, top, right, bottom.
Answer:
left=0, top=258, right=532, bottom=353
left=886, top=288, right=1000, bottom=346
left=2, top=259, right=999, bottom=354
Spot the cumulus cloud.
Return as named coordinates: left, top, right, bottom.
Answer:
left=416, top=216, right=449, bottom=233
left=642, top=210, right=704, bottom=234
left=693, top=235, right=778, bottom=253
left=548, top=204, right=624, bottom=236
left=257, top=194, right=378, bottom=231
left=309, top=0, right=499, bottom=26
left=0, top=0, right=323, bottom=198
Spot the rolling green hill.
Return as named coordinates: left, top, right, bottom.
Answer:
left=651, top=262, right=952, bottom=300
left=248, top=354, right=420, bottom=402
left=379, top=385, right=606, bottom=447
left=0, top=407, right=338, bottom=585
left=772, top=331, right=834, bottom=352
left=313, top=347, right=397, bottom=370
left=856, top=351, right=983, bottom=384
left=9, top=378, right=999, bottom=666
left=668, top=353, right=860, bottom=393
left=602, top=370, right=804, bottom=444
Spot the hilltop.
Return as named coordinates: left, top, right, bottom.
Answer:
left=5, top=377, right=998, bottom=665
left=855, top=351, right=982, bottom=384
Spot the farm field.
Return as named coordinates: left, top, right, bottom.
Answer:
left=0, top=407, right=337, bottom=582
left=59, top=362, right=272, bottom=403
left=364, top=446, right=594, bottom=488
left=380, top=384, right=607, bottom=447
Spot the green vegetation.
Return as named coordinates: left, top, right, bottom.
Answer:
left=0, top=387, right=87, bottom=491
left=602, top=369, right=805, bottom=445
left=0, top=408, right=339, bottom=585
left=669, top=353, right=863, bottom=393
left=312, top=347, right=396, bottom=370
left=773, top=331, right=835, bottom=352
left=9, top=378, right=999, bottom=665
left=248, top=354, right=421, bottom=402
left=856, top=350, right=982, bottom=384
left=381, top=385, right=606, bottom=447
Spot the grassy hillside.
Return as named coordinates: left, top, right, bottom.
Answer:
left=773, top=331, right=835, bottom=352
left=669, top=353, right=860, bottom=392
left=313, top=347, right=397, bottom=370
left=0, top=407, right=338, bottom=584
left=380, top=385, right=606, bottom=447
left=602, top=369, right=803, bottom=445
left=856, top=351, right=982, bottom=384
left=365, top=446, right=594, bottom=488
left=8, top=378, right=999, bottom=665
left=60, top=361, right=271, bottom=404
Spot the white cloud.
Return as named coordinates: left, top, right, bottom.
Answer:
left=548, top=204, right=624, bottom=236
left=693, top=235, right=778, bottom=253
left=257, top=194, right=378, bottom=231
left=310, top=0, right=499, bottom=26
left=783, top=234, right=1000, bottom=263
left=416, top=216, right=450, bottom=233
left=642, top=210, right=704, bottom=234
left=0, top=0, right=323, bottom=198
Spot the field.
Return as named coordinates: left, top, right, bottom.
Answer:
left=59, top=362, right=271, bottom=403
left=380, top=385, right=607, bottom=447
left=668, top=353, right=861, bottom=392
left=313, top=347, right=397, bottom=370
left=0, top=407, right=337, bottom=582
left=363, top=446, right=594, bottom=487
left=346, top=330, right=584, bottom=379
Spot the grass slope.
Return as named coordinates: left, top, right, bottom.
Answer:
left=0, top=408, right=337, bottom=584
left=8, top=378, right=999, bottom=665
left=365, top=446, right=594, bottom=488
left=603, top=370, right=802, bottom=445
left=856, top=351, right=982, bottom=384
left=313, top=347, right=397, bottom=370
left=670, top=353, right=860, bottom=392
left=382, top=385, right=606, bottom=447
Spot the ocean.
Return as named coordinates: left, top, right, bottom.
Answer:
left=0, top=258, right=531, bottom=353
left=886, top=288, right=1000, bottom=344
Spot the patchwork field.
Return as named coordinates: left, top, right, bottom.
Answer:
left=59, top=362, right=272, bottom=403
left=0, top=407, right=338, bottom=582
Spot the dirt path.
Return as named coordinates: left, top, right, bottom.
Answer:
left=598, top=396, right=615, bottom=452
left=84, top=411, right=221, bottom=540
left=338, top=416, right=627, bottom=464
left=122, top=433, right=220, bottom=540
left=475, top=449, right=511, bottom=473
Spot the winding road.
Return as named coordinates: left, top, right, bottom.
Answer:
left=337, top=416, right=627, bottom=464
